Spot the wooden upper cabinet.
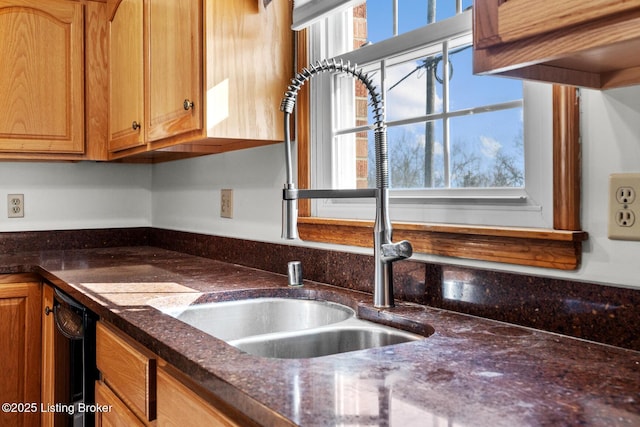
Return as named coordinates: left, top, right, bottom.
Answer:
left=108, top=0, right=293, bottom=162
left=108, top=0, right=144, bottom=152
left=0, top=0, right=84, bottom=153
left=203, top=1, right=290, bottom=143
left=146, top=0, right=202, bottom=143
left=473, top=0, right=640, bottom=89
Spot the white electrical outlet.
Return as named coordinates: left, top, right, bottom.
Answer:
left=8, top=194, right=24, bottom=218
left=220, top=189, right=233, bottom=218
left=608, top=173, right=640, bottom=240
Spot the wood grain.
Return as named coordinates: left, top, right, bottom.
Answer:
left=95, top=380, right=146, bottom=427
left=496, top=0, right=640, bottom=46
left=0, top=282, right=42, bottom=427
left=553, top=86, right=581, bottom=231
left=96, top=322, right=157, bottom=422
left=145, top=0, right=202, bottom=143
left=108, top=0, right=293, bottom=162
left=298, top=218, right=586, bottom=270
left=0, top=0, right=84, bottom=153
left=108, top=0, right=144, bottom=153
left=85, top=0, right=110, bottom=160
left=157, top=364, right=249, bottom=427
left=473, top=0, right=640, bottom=88
left=296, top=30, right=312, bottom=217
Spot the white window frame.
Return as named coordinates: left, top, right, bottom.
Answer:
left=307, top=8, right=554, bottom=229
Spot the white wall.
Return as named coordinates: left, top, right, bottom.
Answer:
left=0, top=162, right=151, bottom=231
left=574, top=86, right=640, bottom=287
left=1, top=86, right=638, bottom=288
left=151, top=144, right=285, bottom=240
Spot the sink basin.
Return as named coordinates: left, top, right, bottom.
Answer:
left=161, top=297, right=354, bottom=341
left=232, top=325, right=421, bottom=359
left=157, top=296, right=425, bottom=358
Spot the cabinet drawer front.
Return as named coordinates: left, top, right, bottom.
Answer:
left=95, top=380, right=146, bottom=427
left=96, top=322, right=156, bottom=421
left=157, top=367, right=240, bottom=427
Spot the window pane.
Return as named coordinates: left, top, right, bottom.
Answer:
left=366, top=121, right=445, bottom=189
left=449, top=109, right=524, bottom=188
left=397, top=0, right=430, bottom=33
left=365, top=1, right=473, bottom=42
left=329, top=3, right=525, bottom=193
left=386, top=54, right=444, bottom=122
left=365, top=1, right=393, bottom=42
left=448, top=46, right=523, bottom=111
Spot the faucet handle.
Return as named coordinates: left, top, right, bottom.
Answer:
left=381, top=240, right=413, bottom=261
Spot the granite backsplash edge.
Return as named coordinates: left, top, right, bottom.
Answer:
left=1, top=227, right=637, bottom=351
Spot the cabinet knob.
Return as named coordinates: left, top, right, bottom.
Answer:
left=45, top=306, right=52, bottom=316
left=183, top=99, right=195, bottom=110
left=132, top=121, right=141, bottom=131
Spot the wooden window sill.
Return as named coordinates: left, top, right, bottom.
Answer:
left=298, top=217, right=588, bottom=270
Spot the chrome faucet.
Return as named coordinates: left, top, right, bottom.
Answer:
left=280, top=59, right=412, bottom=308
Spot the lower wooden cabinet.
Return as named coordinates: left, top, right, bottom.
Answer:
left=95, top=321, right=156, bottom=425
left=0, top=275, right=42, bottom=427
left=95, top=379, right=146, bottom=427
left=95, top=321, right=250, bottom=426
left=156, top=365, right=243, bottom=427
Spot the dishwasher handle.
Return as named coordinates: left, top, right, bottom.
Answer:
left=53, top=289, right=86, bottom=340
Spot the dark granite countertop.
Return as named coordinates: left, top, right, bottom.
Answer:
left=2, top=246, right=639, bottom=426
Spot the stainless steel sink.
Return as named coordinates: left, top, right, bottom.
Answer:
left=232, top=323, right=421, bottom=359
left=161, top=298, right=354, bottom=341
left=157, top=297, right=425, bottom=358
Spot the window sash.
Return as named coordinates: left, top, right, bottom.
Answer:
left=292, top=0, right=365, bottom=30
left=309, top=8, right=545, bottom=227
left=335, top=10, right=472, bottom=67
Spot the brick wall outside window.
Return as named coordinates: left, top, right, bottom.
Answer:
left=353, top=4, right=369, bottom=188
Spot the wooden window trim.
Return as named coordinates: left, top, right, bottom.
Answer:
left=294, top=32, right=588, bottom=270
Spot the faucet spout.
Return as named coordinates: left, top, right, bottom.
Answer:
left=280, top=58, right=412, bottom=308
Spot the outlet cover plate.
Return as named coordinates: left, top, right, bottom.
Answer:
left=221, top=189, right=233, bottom=218
left=608, top=173, right=640, bottom=240
left=7, top=194, right=24, bottom=218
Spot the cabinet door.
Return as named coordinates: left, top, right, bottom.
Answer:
left=108, top=0, right=144, bottom=152
left=0, top=281, right=42, bottom=427
left=0, top=0, right=84, bottom=153
left=474, top=0, right=640, bottom=48
left=146, top=0, right=202, bottom=142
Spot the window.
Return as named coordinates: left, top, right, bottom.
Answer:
left=295, top=1, right=586, bottom=269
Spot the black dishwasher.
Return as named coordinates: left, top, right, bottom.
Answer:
left=47, top=289, right=97, bottom=427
